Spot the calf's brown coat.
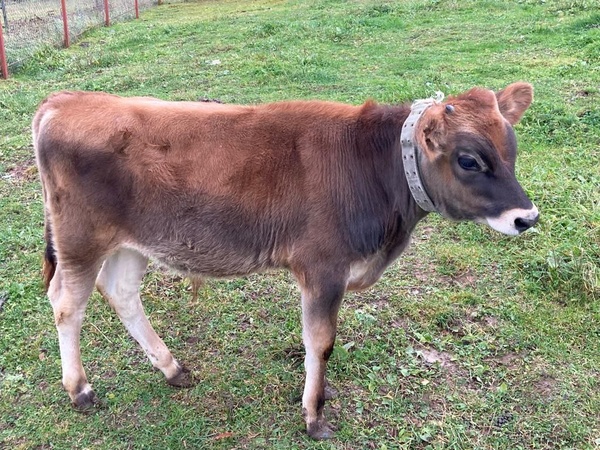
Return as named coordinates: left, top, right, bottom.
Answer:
left=33, top=83, right=537, bottom=439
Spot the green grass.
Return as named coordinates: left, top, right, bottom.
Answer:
left=1, top=0, right=599, bottom=448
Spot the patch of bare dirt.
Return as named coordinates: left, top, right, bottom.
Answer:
left=417, top=346, right=455, bottom=369
left=391, top=316, right=411, bottom=330
left=451, top=268, right=478, bottom=288
left=533, top=374, right=557, bottom=397
left=483, top=316, right=499, bottom=327
left=402, top=259, right=480, bottom=293
left=415, top=345, right=468, bottom=389
left=4, top=158, right=37, bottom=182
left=344, top=291, right=392, bottom=310
left=497, top=352, right=523, bottom=370
left=411, top=261, right=448, bottom=284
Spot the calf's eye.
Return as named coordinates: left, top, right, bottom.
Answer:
left=457, top=155, right=481, bottom=171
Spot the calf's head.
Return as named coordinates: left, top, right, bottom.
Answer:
left=415, top=82, right=539, bottom=235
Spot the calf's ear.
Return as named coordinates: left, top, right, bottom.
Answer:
left=417, top=105, right=448, bottom=157
left=496, top=82, right=533, bottom=125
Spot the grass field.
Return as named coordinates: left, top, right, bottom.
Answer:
left=1, top=0, right=599, bottom=448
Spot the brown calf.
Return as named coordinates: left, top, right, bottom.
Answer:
left=33, top=83, right=538, bottom=439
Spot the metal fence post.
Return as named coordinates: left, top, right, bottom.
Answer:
left=135, top=0, right=139, bottom=19
left=104, top=0, right=110, bottom=26
left=0, top=19, right=8, bottom=79
left=61, top=0, right=70, bottom=47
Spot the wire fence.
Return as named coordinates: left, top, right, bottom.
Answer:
left=0, top=0, right=159, bottom=77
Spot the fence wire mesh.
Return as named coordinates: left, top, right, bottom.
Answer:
left=1, top=0, right=156, bottom=70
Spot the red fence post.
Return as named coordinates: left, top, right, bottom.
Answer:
left=104, top=0, right=110, bottom=26
left=134, top=0, right=139, bottom=19
left=60, top=0, right=70, bottom=47
left=0, top=20, right=8, bottom=79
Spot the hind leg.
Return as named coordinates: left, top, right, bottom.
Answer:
left=96, top=247, right=192, bottom=386
left=48, top=262, right=100, bottom=409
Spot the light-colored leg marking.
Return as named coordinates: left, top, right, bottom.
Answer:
left=48, top=263, right=98, bottom=408
left=300, top=281, right=343, bottom=440
left=95, top=248, right=187, bottom=383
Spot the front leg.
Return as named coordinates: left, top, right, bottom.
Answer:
left=298, top=274, right=345, bottom=439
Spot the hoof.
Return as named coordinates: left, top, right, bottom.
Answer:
left=72, top=389, right=98, bottom=413
left=307, top=420, right=337, bottom=440
left=166, top=366, right=195, bottom=388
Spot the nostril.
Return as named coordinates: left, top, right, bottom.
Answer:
left=514, top=215, right=539, bottom=232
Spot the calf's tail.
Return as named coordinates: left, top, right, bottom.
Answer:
left=34, top=103, right=57, bottom=292
left=42, top=215, right=57, bottom=292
